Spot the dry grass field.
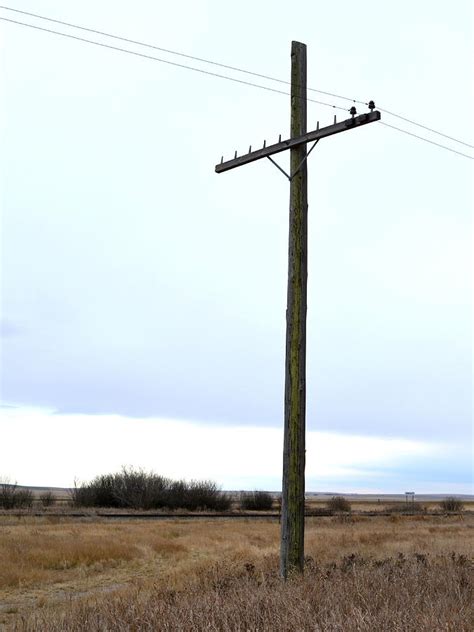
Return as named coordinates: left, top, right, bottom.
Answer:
left=0, top=513, right=472, bottom=631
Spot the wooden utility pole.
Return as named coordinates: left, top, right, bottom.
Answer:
left=215, top=41, right=380, bottom=579
left=280, top=41, right=308, bottom=578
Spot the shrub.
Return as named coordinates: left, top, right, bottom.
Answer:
left=70, top=481, right=97, bottom=508
left=0, top=481, right=17, bottom=509
left=183, top=480, right=231, bottom=511
left=15, top=489, right=34, bottom=508
left=71, top=469, right=169, bottom=509
left=0, top=480, right=33, bottom=509
left=71, top=468, right=231, bottom=511
left=439, top=497, right=464, bottom=512
left=327, top=496, right=351, bottom=513
left=240, top=491, right=273, bottom=511
left=112, top=469, right=170, bottom=510
left=39, top=491, right=56, bottom=508
left=71, top=474, right=116, bottom=508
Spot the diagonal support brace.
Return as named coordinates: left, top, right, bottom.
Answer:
left=292, top=138, right=319, bottom=178
left=266, top=138, right=320, bottom=181
left=267, top=155, right=291, bottom=180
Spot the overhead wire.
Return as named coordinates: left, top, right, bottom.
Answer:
left=1, top=3, right=472, bottom=151
left=378, top=108, right=473, bottom=149
left=0, top=5, right=364, bottom=107
left=1, top=10, right=472, bottom=160
left=380, top=122, right=473, bottom=160
left=0, top=16, right=348, bottom=112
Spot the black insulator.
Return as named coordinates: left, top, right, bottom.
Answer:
left=368, top=100, right=375, bottom=111
left=350, top=106, right=357, bottom=117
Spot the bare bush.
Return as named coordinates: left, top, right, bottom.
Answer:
left=0, top=481, right=17, bottom=509
left=183, top=480, right=231, bottom=511
left=39, top=491, right=56, bottom=508
left=440, top=497, right=464, bottom=512
left=0, top=480, right=33, bottom=509
left=16, top=489, right=33, bottom=509
left=240, top=491, right=273, bottom=511
left=112, top=468, right=170, bottom=509
left=70, top=475, right=115, bottom=508
left=71, top=468, right=230, bottom=511
left=327, top=495, right=351, bottom=513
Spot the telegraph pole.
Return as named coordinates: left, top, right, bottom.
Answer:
left=280, top=41, right=308, bottom=578
left=215, top=41, right=380, bottom=579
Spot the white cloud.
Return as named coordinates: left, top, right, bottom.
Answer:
left=0, top=404, right=448, bottom=492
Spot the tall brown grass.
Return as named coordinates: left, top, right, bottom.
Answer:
left=1, top=515, right=472, bottom=630
left=15, top=553, right=473, bottom=631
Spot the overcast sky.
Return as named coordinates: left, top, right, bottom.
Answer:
left=1, top=0, right=472, bottom=492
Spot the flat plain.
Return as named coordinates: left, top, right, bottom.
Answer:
left=0, top=509, right=473, bottom=631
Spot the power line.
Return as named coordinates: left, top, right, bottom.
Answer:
left=1, top=15, right=472, bottom=161
left=1, top=4, right=472, bottom=150
left=379, top=109, right=473, bottom=149
left=0, top=5, right=364, bottom=107
left=0, top=17, right=348, bottom=112
left=380, top=122, right=473, bottom=160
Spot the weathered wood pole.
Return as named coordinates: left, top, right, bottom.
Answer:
left=280, top=40, right=308, bottom=579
